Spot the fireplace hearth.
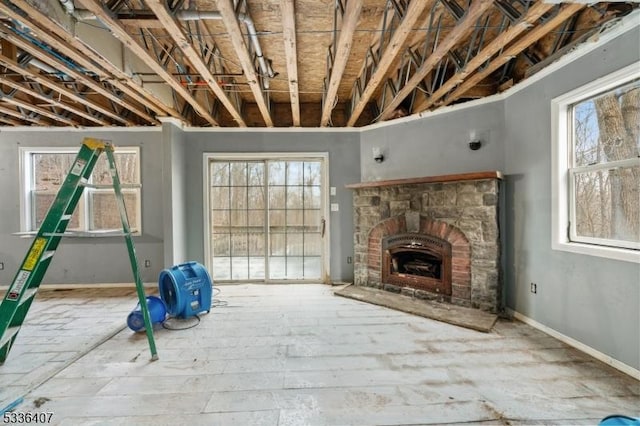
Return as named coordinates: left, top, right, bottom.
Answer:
left=347, top=171, right=502, bottom=312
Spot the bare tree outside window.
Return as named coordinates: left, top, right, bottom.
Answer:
left=28, top=148, right=141, bottom=233
left=571, top=79, right=640, bottom=247
left=210, top=159, right=324, bottom=281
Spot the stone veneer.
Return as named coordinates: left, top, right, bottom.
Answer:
left=348, top=172, right=502, bottom=312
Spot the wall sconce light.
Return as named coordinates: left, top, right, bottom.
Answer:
left=468, top=131, right=482, bottom=151
left=373, top=147, right=384, bottom=163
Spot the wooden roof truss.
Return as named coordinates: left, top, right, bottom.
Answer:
left=0, top=0, right=635, bottom=128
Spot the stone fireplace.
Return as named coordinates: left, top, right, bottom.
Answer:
left=347, top=171, right=502, bottom=312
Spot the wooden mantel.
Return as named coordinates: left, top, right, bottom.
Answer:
left=345, top=171, right=503, bottom=189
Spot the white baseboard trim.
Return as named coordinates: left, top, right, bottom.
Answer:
left=507, top=309, right=640, bottom=380
left=0, top=282, right=158, bottom=291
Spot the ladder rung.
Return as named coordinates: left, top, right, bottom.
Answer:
left=42, top=230, right=136, bottom=237
left=0, top=326, right=20, bottom=349
left=42, top=232, right=73, bottom=237
left=80, top=183, right=141, bottom=189
left=18, top=288, right=38, bottom=306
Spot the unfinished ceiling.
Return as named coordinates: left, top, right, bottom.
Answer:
left=0, top=0, right=636, bottom=128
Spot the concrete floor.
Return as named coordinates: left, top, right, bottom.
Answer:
left=1, top=284, right=638, bottom=425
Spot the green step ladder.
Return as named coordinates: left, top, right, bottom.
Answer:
left=0, top=138, right=158, bottom=364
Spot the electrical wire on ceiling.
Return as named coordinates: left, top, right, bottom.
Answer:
left=77, top=18, right=607, bottom=38
left=70, top=5, right=610, bottom=95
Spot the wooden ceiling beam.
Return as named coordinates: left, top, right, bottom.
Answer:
left=408, top=5, right=441, bottom=49
left=413, top=1, right=556, bottom=113
left=464, top=80, right=498, bottom=98
left=118, top=18, right=165, bottom=29
left=0, top=54, right=124, bottom=125
left=216, top=0, right=273, bottom=127
left=8, top=0, right=179, bottom=119
left=377, top=0, right=495, bottom=122
left=347, top=0, right=432, bottom=127
left=0, top=96, right=79, bottom=126
left=0, top=114, right=24, bottom=126
left=523, top=13, right=615, bottom=79
left=116, top=12, right=165, bottom=28
left=280, top=0, right=300, bottom=127
left=0, top=0, right=173, bottom=120
left=0, top=103, right=50, bottom=125
left=443, top=3, right=585, bottom=106
left=321, top=0, right=363, bottom=127
left=144, top=0, right=246, bottom=126
left=0, top=77, right=110, bottom=126
left=0, top=28, right=142, bottom=125
left=1, top=39, right=16, bottom=61
left=75, top=0, right=219, bottom=126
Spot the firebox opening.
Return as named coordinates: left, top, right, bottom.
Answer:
left=390, top=249, right=442, bottom=279
left=381, top=232, right=453, bottom=296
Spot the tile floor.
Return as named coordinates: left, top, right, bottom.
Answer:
left=1, top=284, right=639, bottom=425
left=0, top=287, right=138, bottom=411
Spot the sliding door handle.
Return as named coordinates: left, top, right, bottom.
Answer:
left=321, top=218, right=326, bottom=238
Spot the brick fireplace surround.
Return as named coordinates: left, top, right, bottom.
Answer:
left=347, top=171, right=503, bottom=313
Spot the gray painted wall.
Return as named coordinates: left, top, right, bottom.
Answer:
left=0, top=130, right=165, bottom=285
left=162, top=121, right=188, bottom=266
left=360, top=101, right=505, bottom=182
left=503, top=27, right=640, bottom=370
left=358, top=22, right=639, bottom=371
left=182, top=130, right=361, bottom=282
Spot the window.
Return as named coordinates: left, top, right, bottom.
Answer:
left=20, top=147, right=141, bottom=235
left=552, top=63, right=640, bottom=262
left=203, top=152, right=329, bottom=282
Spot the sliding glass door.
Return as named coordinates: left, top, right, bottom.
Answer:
left=207, top=156, right=327, bottom=282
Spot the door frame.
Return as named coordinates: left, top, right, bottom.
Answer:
left=202, top=152, right=331, bottom=283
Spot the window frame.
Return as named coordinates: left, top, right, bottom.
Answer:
left=19, top=146, right=142, bottom=236
left=551, top=62, right=640, bottom=263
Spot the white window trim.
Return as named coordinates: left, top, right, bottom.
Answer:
left=19, top=146, right=142, bottom=237
left=551, top=62, right=640, bottom=263
left=202, top=152, right=331, bottom=282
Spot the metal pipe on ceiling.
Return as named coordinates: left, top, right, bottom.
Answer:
left=30, top=58, right=59, bottom=74
left=58, top=0, right=75, bottom=15
left=64, top=5, right=275, bottom=88
left=177, top=10, right=275, bottom=82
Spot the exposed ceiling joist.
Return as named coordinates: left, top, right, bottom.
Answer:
left=442, top=3, right=585, bottom=105
left=0, top=102, right=47, bottom=125
left=117, top=12, right=166, bottom=28
left=0, top=54, right=128, bottom=125
left=409, top=4, right=440, bottom=49
left=0, top=27, right=145, bottom=125
left=0, top=95, right=79, bottom=126
left=524, top=17, right=611, bottom=79
left=2, top=0, right=173, bottom=120
left=75, top=0, right=220, bottom=126
left=0, top=114, right=24, bottom=126
left=321, top=0, right=363, bottom=127
left=144, top=0, right=247, bottom=126
left=0, top=0, right=633, bottom=128
left=0, top=39, right=16, bottom=60
left=216, top=0, right=273, bottom=127
left=280, top=0, right=300, bottom=126
left=377, top=0, right=495, bottom=122
left=347, top=0, right=432, bottom=127
left=413, top=1, right=556, bottom=113
left=0, top=77, right=109, bottom=125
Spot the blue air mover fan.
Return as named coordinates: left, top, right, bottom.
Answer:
left=158, top=261, right=213, bottom=318
left=127, top=295, right=166, bottom=332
